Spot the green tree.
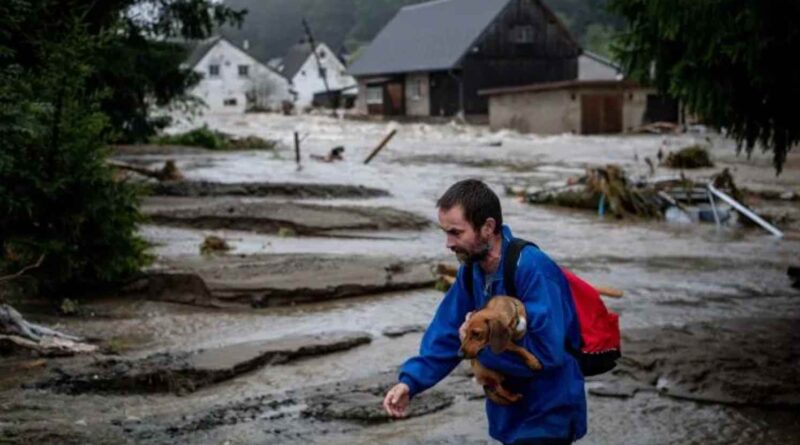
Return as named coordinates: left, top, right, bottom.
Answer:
left=584, top=23, right=616, bottom=58
left=610, top=0, right=800, bottom=173
left=0, top=0, right=244, bottom=295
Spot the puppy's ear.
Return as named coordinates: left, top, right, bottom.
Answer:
left=488, top=318, right=511, bottom=354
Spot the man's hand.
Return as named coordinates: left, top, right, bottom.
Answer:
left=382, top=383, right=410, bottom=418
left=458, top=311, right=473, bottom=341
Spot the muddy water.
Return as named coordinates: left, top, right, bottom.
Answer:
left=3, top=114, right=799, bottom=444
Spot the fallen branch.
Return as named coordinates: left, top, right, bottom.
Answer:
left=0, top=304, right=97, bottom=356
left=0, top=254, right=45, bottom=283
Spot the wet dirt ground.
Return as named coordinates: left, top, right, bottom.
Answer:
left=1, top=114, right=799, bottom=445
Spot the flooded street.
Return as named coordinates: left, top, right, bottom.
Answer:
left=2, top=114, right=798, bottom=445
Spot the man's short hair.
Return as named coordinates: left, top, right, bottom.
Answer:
left=436, top=179, right=502, bottom=234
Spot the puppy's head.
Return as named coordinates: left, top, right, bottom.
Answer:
left=458, top=309, right=512, bottom=359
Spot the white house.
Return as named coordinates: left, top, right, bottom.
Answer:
left=183, top=36, right=292, bottom=113
left=278, top=40, right=358, bottom=108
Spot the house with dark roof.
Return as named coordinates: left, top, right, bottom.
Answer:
left=347, top=0, right=580, bottom=118
left=182, top=36, right=292, bottom=113
left=276, top=40, right=358, bottom=109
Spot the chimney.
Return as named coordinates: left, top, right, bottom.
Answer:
left=243, top=39, right=250, bottom=50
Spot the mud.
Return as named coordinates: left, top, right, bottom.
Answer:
left=3, top=115, right=800, bottom=445
left=122, top=368, right=476, bottom=445
left=143, top=197, right=430, bottom=235
left=35, top=332, right=371, bottom=395
left=137, top=254, right=437, bottom=307
left=591, top=318, right=800, bottom=407
left=149, top=180, right=389, bottom=199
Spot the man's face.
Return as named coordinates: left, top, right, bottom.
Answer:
left=438, top=205, right=492, bottom=264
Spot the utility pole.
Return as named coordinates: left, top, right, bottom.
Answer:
left=301, top=18, right=337, bottom=109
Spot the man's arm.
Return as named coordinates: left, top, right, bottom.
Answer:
left=478, top=248, right=576, bottom=377
left=382, top=266, right=474, bottom=422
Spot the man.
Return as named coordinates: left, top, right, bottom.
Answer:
left=382, top=179, right=586, bottom=445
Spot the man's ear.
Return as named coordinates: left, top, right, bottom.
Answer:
left=482, top=217, right=496, bottom=238
left=488, top=318, right=511, bottom=354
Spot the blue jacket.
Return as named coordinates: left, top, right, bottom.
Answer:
left=399, top=225, right=587, bottom=444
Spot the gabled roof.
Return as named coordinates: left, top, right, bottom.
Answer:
left=182, top=35, right=285, bottom=78
left=348, top=0, right=511, bottom=77
left=281, top=42, right=315, bottom=79
left=184, top=36, right=223, bottom=69
left=280, top=41, right=344, bottom=80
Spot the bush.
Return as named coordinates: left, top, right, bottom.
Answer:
left=153, top=125, right=228, bottom=149
left=153, top=126, right=276, bottom=150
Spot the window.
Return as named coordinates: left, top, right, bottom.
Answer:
left=366, top=86, right=382, bottom=104
left=318, top=67, right=327, bottom=79
left=223, top=98, right=238, bottom=106
left=209, top=64, right=220, bottom=77
left=319, top=49, right=326, bottom=59
left=238, top=65, right=249, bottom=77
left=511, top=25, right=534, bottom=44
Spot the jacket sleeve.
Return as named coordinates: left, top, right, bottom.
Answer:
left=398, top=266, right=475, bottom=398
left=478, top=249, right=573, bottom=378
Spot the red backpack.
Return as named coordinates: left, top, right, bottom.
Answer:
left=465, top=238, right=621, bottom=376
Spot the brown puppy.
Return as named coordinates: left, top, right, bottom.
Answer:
left=459, top=296, right=542, bottom=405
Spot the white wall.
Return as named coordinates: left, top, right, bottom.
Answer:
left=290, top=43, right=358, bottom=108
left=192, top=39, right=292, bottom=114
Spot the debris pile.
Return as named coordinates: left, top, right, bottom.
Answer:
left=516, top=165, right=784, bottom=236
left=663, top=145, right=714, bottom=169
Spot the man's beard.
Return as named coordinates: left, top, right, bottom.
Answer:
left=452, top=239, right=491, bottom=264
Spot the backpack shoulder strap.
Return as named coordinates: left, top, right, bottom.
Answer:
left=503, top=238, right=539, bottom=297
left=463, top=262, right=474, bottom=299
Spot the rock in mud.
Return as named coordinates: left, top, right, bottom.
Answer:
left=34, top=332, right=371, bottom=395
